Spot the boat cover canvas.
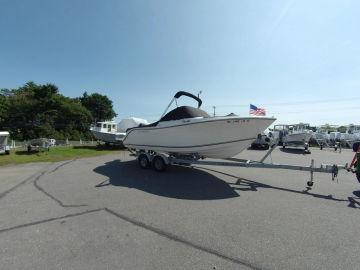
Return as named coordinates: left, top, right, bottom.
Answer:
left=118, top=117, right=149, bottom=132
left=128, top=106, right=210, bottom=130
left=160, top=106, right=210, bottom=122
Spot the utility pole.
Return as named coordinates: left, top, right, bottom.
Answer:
left=213, top=106, right=216, bottom=117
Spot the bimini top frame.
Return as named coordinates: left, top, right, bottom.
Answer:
left=160, top=91, right=203, bottom=119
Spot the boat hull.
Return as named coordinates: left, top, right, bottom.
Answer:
left=123, top=117, right=275, bottom=158
left=284, top=132, right=313, bottom=146
left=91, top=130, right=126, bottom=144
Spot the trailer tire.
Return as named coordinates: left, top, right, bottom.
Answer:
left=138, top=154, right=150, bottom=169
left=152, top=156, right=166, bottom=172
left=5, top=150, right=10, bottom=155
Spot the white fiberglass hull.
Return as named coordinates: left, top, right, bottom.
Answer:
left=91, top=130, right=126, bottom=144
left=123, top=116, right=275, bottom=158
left=284, top=132, right=312, bottom=146
left=344, top=133, right=360, bottom=148
left=314, top=133, right=329, bottom=141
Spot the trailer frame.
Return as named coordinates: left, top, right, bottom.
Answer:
left=131, top=145, right=350, bottom=187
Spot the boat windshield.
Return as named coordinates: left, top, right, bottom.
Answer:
left=274, top=125, right=288, bottom=131
left=292, top=124, right=310, bottom=131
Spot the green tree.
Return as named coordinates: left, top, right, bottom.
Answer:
left=80, top=92, right=117, bottom=122
left=338, top=126, right=347, bottom=133
left=0, top=90, right=10, bottom=129
left=4, top=82, right=93, bottom=140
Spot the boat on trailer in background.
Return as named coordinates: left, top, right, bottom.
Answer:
left=272, top=124, right=313, bottom=153
left=90, top=121, right=126, bottom=145
left=0, top=131, right=10, bottom=155
left=27, top=138, right=51, bottom=152
left=345, top=124, right=360, bottom=151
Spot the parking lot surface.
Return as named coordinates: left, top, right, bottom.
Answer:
left=0, top=148, right=359, bottom=269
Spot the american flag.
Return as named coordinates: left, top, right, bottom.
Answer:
left=250, top=104, right=266, bottom=116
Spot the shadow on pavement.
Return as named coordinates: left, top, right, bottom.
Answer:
left=353, top=190, right=360, bottom=198
left=196, top=166, right=359, bottom=209
left=93, top=159, right=239, bottom=200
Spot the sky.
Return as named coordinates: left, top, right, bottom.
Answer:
left=1, top=0, right=360, bottom=125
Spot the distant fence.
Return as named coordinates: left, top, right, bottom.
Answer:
left=55, top=140, right=96, bottom=146
left=10, top=139, right=96, bottom=149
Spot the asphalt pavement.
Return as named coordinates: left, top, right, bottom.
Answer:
left=0, top=148, right=359, bottom=270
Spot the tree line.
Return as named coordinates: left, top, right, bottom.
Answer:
left=0, top=82, right=117, bottom=141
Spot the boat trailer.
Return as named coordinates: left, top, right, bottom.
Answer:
left=131, top=145, right=357, bottom=187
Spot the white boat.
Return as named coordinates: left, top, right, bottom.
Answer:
left=270, top=124, right=288, bottom=143
left=312, top=125, right=337, bottom=146
left=347, top=124, right=360, bottom=137
left=272, top=124, right=312, bottom=151
left=283, top=124, right=313, bottom=148
left=345, top=124, right=360, bottom=150
left=313, top=129, right=329, bottom=145
left=90, top=121, right=126, bottom=144
left=0, top=131, right=10, bottom=155
left=312, top=126, right=337, bottom=148
left=27, top=138, right=51, bottom=152
left=118, top=117, right=149, bottom=133
left=123, top=91, right=276, bottom=158
left=329, top=131, right=341, bottom=145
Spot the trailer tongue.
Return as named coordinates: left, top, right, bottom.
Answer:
left=168, top=156, right=344, bottom=187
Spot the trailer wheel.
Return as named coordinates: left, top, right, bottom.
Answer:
left=5, top=150, right=10, bottom=155
left=152, top=156, right=166, bottom=172
left=138, top=154, right=150, bottom=169
left=307, top=181, right=314, bottom=187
